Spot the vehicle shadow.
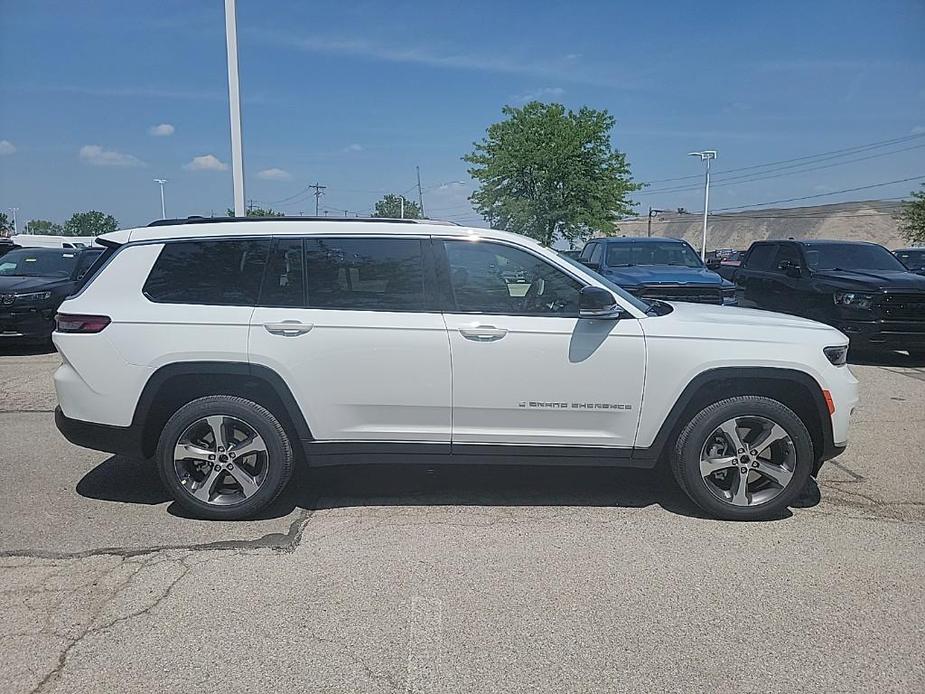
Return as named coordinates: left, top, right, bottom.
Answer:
left=849, top=349, right=925, bottom=367
left=76, top=456, right=807, bottom=522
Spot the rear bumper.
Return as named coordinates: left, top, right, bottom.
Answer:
left=55, top=406, right=145, bottom=459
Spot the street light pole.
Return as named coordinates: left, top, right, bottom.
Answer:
left=688, top=150, right=717, bottom=260
left=224, top=0, right=246, bottom=217
left=153, top=179, right=168, bottom=219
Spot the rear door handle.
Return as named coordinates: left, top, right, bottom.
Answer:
left=263, top=320, right=313, bottom=336
left=458, top=325, right=508, bottom=342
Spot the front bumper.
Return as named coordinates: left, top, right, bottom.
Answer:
left=837, top=319, right=925, bottom=350
left=0, top=307, right=57, bottom=340
left=55, top=407, right=145, bottom=459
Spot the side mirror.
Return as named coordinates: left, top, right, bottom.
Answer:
left=579, top=286, right=620, bottom=318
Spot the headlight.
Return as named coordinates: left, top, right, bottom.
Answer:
left=11, top=291, right=53, bottom=305
left=833, top=291, right=874, bottom=310
left=721, top=286, right=736, bottom=305
left=823, top=345, right=848, bottom=366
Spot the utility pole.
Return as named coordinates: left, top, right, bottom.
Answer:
left=688, top=150, right=717, bottom=259
left=400, top=196, right=405, bottom=219
left=224, top=0, right=246, bottom=216
left=153, top=179, right=168, bottom=219
left=416, top=166, right=425, bottom=217
left=647, top=207, right=668, bottom=237
left=308, top=182, right=326, bottom=216
left=8, top=207, right=19, bottom=234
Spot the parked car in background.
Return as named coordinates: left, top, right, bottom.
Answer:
left=735, top=239, right=925, bottom=356
left=894, top=247, right=925, bottom=275
left=0, top=246, right=103, bottom=342
left=0, top=238, right=16, bottom=258
left=707, top=249, right=746, bottom=281
left=578, top=236, right=736, bottom=304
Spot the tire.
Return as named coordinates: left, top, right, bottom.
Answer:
left=156, top=395, right=293, bottom=520
left=671, top=396, right=814, bottom=521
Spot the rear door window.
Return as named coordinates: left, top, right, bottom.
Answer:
left=304, top=237, right=426, bottom=311
left=579, top=243, right=596, bottom=261
left=143, top=239, right=270, bottom=306
left=260, top=238, right=305, bottom=307
left=590, top=243, right=604, bottom=266
left=743, top=244, right=777, bottom=271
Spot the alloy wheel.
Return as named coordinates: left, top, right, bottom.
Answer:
left=173, top=415, right=269, bottom=506
left=699, top=415, right=796, bottom=507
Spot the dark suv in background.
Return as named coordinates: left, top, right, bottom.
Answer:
left=0, top=246, right=103, bottom=343
left=894, top=248, right=925, bottom=275
left=735, top=240, right=925, bottom=356
left=579, top=236, right=735, bottom=305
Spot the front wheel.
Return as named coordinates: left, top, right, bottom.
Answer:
left=671, top=396, right=814, bottom=521
left=156, top=395, right=294, bottom=520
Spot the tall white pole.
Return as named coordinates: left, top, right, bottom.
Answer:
left=700, top=157, right=711, bottom=260
left=400, top=196, right=405, bottom=219
left=9, top=207, right=18, bottom=234
left=224, top=0, right=246, bottom=217
left=154, top=179, right=167, bottom=219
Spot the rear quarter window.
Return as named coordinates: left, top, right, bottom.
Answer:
left=143, top=239, right=270, bottom=306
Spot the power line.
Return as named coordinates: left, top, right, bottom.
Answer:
left=638, top=141, right=925, bottom=196
left=713, top=175, right=925, bottom=212
left=640, top=132, right=925, bottom=186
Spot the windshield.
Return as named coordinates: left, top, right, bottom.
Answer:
left=557, top=254, right=651, bottom=313
left=802, top=243, right=907, bottom=272
left=0, top=249, right=79, bottom=278
left=895, top=249, right=925, bottom=270
left=606, top=241, right=703, bottom=268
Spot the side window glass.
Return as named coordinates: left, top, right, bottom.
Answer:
left=590, top=243, right=603, bottom=265
left=304, top=237, right=425, bottom=311
left=143, top=239, right=269, bottom=306
left=444, top=240, right=582, bottom=316
left=579, top=243, right=596, bottom=261
left=744, top=244, right=776, bottom=271
left=261, top=238, right=304, bottom=307
left=774, top=244, right=801, bottom=273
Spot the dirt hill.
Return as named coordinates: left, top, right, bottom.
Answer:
left=616, top=199, right=910, bottom=251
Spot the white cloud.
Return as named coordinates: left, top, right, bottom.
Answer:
left=0, top=140, right=15, bottom=155
left=342, top=143, right=364, bottom=153
left=183, top=154, right=228, bottom=172
left=148, top=123, right=175, bottom=136
left=257, top=167, right=292, bottom=181
left=79, top=144, right=145, bottom=167
left=912, top=125, right=925, bottom=135
left=513, top=87, right=565, bottom=102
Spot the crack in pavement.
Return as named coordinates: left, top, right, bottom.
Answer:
left=0, top=509, right=314, bottom=561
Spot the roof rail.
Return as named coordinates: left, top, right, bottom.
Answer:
left=146, top=216, right=458, bottom=227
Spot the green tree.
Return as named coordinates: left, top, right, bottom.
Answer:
left=63, top=211, right=118, bottom=237
left=24, top=219, right=64, bottom=235
left=0, top=212, right=11, bottom=236
left=372, top=194, right=422, bottom=219
left=225, top=206, right=285, bottom=217
left=898, top=184, right=925, bottom=245
left=464, top=101, right=641, bottom=246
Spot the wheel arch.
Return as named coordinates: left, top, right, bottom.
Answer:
left=634, top=367, right=835, bottom=473
left=133, top=361, right=312, bottom=459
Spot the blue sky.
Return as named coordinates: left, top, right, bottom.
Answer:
left=1, top=0, right=923, bottom=229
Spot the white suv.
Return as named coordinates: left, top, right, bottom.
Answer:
left=53, top=218, right=858, bottom=521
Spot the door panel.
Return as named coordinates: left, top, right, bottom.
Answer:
left=248, top=236, right=451, bottom=442
left=439, top=239, right=645, bottom=447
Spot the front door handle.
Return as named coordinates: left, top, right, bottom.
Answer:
left=458, top=325, right=508, bottom=342
left=263, top=320, right=313, bottom=336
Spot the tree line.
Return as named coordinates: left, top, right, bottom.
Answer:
left=0, top=210, right=119, bottom=237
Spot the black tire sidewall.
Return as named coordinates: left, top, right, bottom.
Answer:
left=673, top=396, right=814, bottom=521
left=156, top=395, right=293, bottom=520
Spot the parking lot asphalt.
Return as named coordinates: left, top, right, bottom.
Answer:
left=1, top=348, right=923, bottom=693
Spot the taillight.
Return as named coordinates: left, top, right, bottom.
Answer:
left=55, top=313, right=111, bottom=333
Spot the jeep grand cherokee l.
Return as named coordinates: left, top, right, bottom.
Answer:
left=53, top=218, right=857, bottom=521
left=735, top=239, right=925, bottom=356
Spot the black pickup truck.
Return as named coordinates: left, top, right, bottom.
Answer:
left=734, top=239, right=925, bottom=356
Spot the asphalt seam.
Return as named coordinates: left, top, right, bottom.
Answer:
left=1, top=507, right=315, bottom=561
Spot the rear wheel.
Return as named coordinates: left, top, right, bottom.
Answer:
left=156, top=395, right=293, bottom=520
left=671, top=396, right=813, bottom=521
